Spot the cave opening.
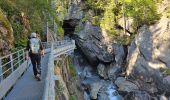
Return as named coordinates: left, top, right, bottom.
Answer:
left=62, top=19, right=79, bottom=38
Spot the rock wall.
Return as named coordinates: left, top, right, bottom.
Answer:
left=125, top=1, right=170, bottom=98
left=0, top=8, right=14, bottom=56
left=54, top=56, right=83, bottom=100
left=65, top=0, right=170, bottom=99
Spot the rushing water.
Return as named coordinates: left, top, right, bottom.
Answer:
left=107, top=84, right=122, bottom=100
left=74, top=51, right=122, bottom=100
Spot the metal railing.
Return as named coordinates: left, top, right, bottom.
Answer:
left=0, top=42, right=51, bottom=99
left=0, top=48, right=26, bottom=82
left=43, top=40, right=75, bottom=100
left=0, top=40, right=75, bottom=100
left=0, top=42, right=51, bottom=82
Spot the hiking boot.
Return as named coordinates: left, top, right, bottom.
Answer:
left=36, top=74, right=41, bottom=81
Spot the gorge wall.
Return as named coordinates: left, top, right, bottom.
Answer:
left=63, top=0, right=170, bottom=100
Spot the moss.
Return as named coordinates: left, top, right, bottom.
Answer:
left=92, top=16, right=100, bottom=25
left=68, top=57, right=77, bottom=78
left=74, top=25, right=83, bottom=33
left=69, top=95, right=77, bottom=100
left=0, top=9, right=12, bottom=34
left=160, top=68, right=170, bottom=77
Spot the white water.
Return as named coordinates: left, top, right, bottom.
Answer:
left=107, top=84, right=122, bottom=100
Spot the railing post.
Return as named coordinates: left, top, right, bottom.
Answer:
left=10, top=54, right=14, bottom=72
left=23, top=49, right=25, bottom=61
left=0, top=59, right=3, bottom=82
left=18, top=51, right=20, bottom=66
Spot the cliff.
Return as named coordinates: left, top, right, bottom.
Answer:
left=0, top=8, right=14, bottom=56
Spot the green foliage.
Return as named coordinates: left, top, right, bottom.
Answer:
left=92, top=16, right=100, bottom=25
left=166, top=6, right=170, bottom=18
left=75, top=25, right=82, bottom=33
left=160, top=68, right=170, bottom=77
left=0, top=0, right=19, bottom=17
left=68, top=57, right=77, bottom=78
left=0, top=8, right=12, bottom=34
left=125, top=0, right=160, bottom=29
left=83, top=0, right=160, bottom=43
left=69, top=95, right=77, bottom=100
left=56, top=26, right=64, bottom=37
left=100, top=0, right=116, bottom=35
left=0, top=0, right=68, bottom=48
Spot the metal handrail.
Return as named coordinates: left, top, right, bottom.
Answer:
left=0, top=42, right=52, bottom=82
left=43, top=40, right=75, bottom=100
left=0, top=41, right=52, bottom=99
left=0, top=40, right=75, bottom=100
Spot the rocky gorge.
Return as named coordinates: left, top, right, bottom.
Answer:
left=0, top=0, right=170, bottom=100
left=62, top=0, right=170, bottom=99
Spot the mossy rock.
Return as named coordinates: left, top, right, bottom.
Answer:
left=160, top=68, right=170, bottom=77
left=0, top=8, right=14, bottom=48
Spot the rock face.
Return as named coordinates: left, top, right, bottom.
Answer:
left=73, top=22, right=113, bottom=65
left=115, top=77, right=138, bottom=92
left=67, top=0, right=170, bottom=99
left=65, top=0, right=84, bottom=20
left=126, top=14, right=170, bottom=93
left=0, top=9, right=14, bottom=56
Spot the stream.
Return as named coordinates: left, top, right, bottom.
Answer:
left=73, top=50, right=122, bottom=100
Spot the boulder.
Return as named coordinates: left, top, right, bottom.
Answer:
left=73, top=22, right=113, bottom=65
left=115, top=77, right=139, bottom=92
left=107, top=63, right=122, bottom=81
left=83, top=92, right=90, bottom=100
left=98, top=81, right=122, bottom=100
left=112, top=43, right=126, bottom=65
left=97, top=63, right=108, bottom=79
left=81, top=77, right=103, bottom=99
left=125, top=91, right=152, bottom=100
left=126, top=23, right=170, bottom=93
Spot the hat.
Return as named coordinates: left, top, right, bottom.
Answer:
left=31, top=32, right=36, bottom=38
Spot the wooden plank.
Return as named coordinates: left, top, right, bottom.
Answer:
left=0, top=61, right=28, bottom=99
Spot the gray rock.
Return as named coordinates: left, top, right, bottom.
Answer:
left=112, top=43, right=126, bottom=65
left=97, top=63, right=108, bottom=79
left=126, top=91, right=151, bottom=100
left=107, top=64, right=122, bottom=81
left=115, top=77, right=138, bottom=92
left=66, top=0, right=84, bottom=19
left=81, top=76, right=102, bottom=99
left=160, top=94, right=168, bottom=100
left=98, top=81, right=122, bottom=100
left=118, top=17, right=134, bottom=33
left=80, top=66, right=93, bottom=80
left=163, top=75, right=170, bottom=85
left=89, top=80, right=103, bottom=99
left=83, top=92, right=90, bottom=100
left=136, top=25, right=153, bottom=61
left=126, top=24, right=170, bottom=93
left=74, top=22, right=113, bottom=65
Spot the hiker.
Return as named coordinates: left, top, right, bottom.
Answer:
left=26, top=32, right=44, bottom=81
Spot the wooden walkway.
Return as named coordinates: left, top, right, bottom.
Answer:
left=5, top=54, right=49, bottom=100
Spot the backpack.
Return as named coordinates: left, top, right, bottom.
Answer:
left=29, top=38, right=40, bottom=54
